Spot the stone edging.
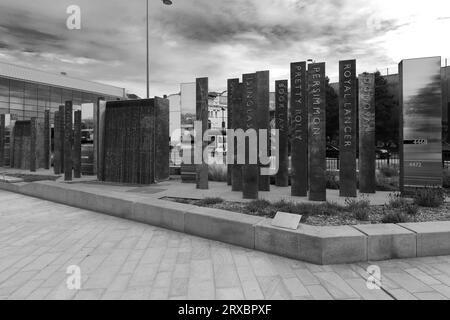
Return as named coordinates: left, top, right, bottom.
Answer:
left=1, top=181, right=450, bottom=265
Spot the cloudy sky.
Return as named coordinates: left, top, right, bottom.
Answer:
left=0, top=0, right=449, bottom=97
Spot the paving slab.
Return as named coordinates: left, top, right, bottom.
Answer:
left=2, top=190, right=450, bottom=300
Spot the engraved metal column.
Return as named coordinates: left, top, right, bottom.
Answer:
left=290, top=62, right=308, bottom=196
left=44, top=110, right=50, bottom=169
left=339, top=60, right=357, bottom=197
left=256, top=71, right=271, bottom=191
left=359, top=73, right=376, bottom=194
left=53, top=111, right=61, bottom=174
left=308, top=63, right=327, bottom=202
left=242, top=73, right=259, bottom=199
left=64, top=101, right=73, bottom=181
left=275, top=80, right=289, bottom=187
left=73, top=110, right=82, bottom=178
left=0, top=114, right=5, bottom=167
left=196, top=77, right=209, bottom=190
left=30, top=118, right=37, bottom=172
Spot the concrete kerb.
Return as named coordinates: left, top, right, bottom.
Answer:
left=353, top=224, right=417, bottom=261
left=399, top=221, right=450, bottom=258
left=184, top=206, right=263, bottom=249
left=1, top=180, right=450, bottom=265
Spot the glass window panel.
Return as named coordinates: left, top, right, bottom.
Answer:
left=10, top=103, right=23, bottom=111
left=50, top=87, right=62, bottom=108
left=9, top=80, right=24, bottom=105
left=82, top=92, right=92, bottom=104
left=24, top=83, right=38, bottom=105
left=38, top=85, right=50, bottom=107
left=23, top=104, right=36, bottom=111
left=61, top=89, right=72, bottom=103
left=24, top=110, right=38, bottom=119
left=9, top=108, right=23, bottom=121
left=10, top=80, right=24, bottom=94
left=73, top=90, right=82, bottom=105
left=0, top=78, right=9, bottom=101
left=0, top=101, right=9, bottom=110
left=10, top=96, right=23, bottom=104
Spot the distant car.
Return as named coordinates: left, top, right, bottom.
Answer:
left=375, top=147, right=391, bottom=159
left=326, top=144, right=339, bottom=158
left=81, top=129, right=94, bottom=144
left=81, top=143, right=94, bottom=175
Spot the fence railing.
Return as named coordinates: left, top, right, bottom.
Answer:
left=327, top=154, right=450, bottom=171
left=327, top=154, right=400, bottom=171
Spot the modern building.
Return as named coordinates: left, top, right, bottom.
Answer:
left=167, top=92, right=182, bottom=144
left=0, top=61, right=126, bottom=122
left=208, top=91, right=228, bottom=131
left=168, top=85, right=229, bottom=140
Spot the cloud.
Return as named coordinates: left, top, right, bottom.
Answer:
left=0, top=0, right=449, bottom=97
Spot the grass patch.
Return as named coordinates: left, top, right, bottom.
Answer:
left=413, top=187, right=446, bottom=208
left=345, top=196, right=370, bottom=211
left=353, top=208, right=370, bottom=221
left=381, top=210, right=410, bottom=224
left=387, top=193, right=409, bottom=209
left=195, top=197, right=224, bottom=206
left=245, top=199, right=275, bottom=217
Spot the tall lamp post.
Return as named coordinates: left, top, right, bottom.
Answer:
left=147, top=0, right=173, bottom=98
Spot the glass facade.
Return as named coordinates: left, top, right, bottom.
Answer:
left=0, top=76, right=119, bottom=122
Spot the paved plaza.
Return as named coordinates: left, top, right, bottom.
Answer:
left=1, top=189, right=450, bottom=300
left=0, top=168, right=397, bottom=206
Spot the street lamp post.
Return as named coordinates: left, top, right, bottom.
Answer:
left=147, top=0, right=173, bottom=99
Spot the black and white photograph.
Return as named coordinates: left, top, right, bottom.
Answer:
left=1, top=0, right=450, bottom=307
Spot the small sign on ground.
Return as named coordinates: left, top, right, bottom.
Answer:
left=271, top=212, right=302, bottom=230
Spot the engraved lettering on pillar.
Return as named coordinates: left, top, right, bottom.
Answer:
left=275, top=80, right=289, bottom=187
left=290, top=62, right=308, bottom=196
left=256, top=71, right=271, bottom=191
left=339, top=60, right=357, bottom=197
left=359, top=73, right=376, bottom=193
left=242, top=73, right=259, bottom=199
left=308, top=63, right=327, bottom=201
left=227, top=79, right=237, bottom=187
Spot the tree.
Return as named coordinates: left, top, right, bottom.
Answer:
left=325, top=77, right=339, bottom=144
